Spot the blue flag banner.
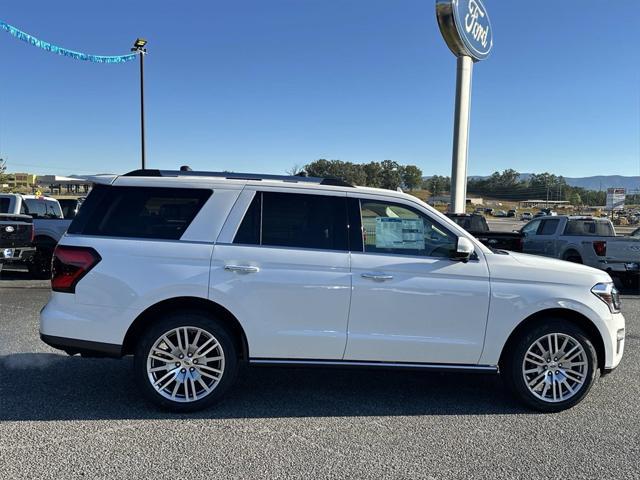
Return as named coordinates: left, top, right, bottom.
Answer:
left=0, top=20, right=137, bottom=64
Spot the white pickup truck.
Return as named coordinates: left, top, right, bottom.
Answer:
left=521, top=216, right=640, bottom=287
left=0, top=194, right=72, bottom=277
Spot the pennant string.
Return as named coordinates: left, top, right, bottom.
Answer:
left=0, top=20, right=137, bottom=64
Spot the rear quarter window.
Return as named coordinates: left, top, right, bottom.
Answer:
left=68, top=185, right=212, bottom=240
left=564, top=220, right=615, bottom=236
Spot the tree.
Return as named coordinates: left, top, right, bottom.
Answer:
left=569, top=192, right=582, bottom=206
left=379, top=160, right=402, bottom=190
left=0, top=158, right=7, bottom=190
left=400, top=165, right=423, bottom=191
left=286, top=164, right=305, bottom=176
left=304, top=159, right=367, bottom=186
left=362, top=162, right=383, bottom=188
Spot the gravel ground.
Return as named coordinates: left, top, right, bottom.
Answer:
left=0, top=271, right=638, bottom=479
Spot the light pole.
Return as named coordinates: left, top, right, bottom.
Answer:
left=131, top=38, right=147, bottom=169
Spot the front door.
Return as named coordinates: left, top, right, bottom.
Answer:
left=344, top=195, right=491, bottom=365
left=521, top=218, right=543, bottom=255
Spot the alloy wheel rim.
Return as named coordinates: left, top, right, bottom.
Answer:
left=146, top=326, right=225, bottom=403
left=522, top=333, right=588, bottom=403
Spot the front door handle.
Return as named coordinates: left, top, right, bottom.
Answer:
left=224, top=264, right=260, bottom=274
left=361, top=272, right=394, bottom=281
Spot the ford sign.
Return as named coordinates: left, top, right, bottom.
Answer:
left=436, top=0, right=493, bottom=61
left=5, top=226, right=15, bottom=233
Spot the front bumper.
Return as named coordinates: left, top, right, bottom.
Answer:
left=602, top=312, right=625, bottom=372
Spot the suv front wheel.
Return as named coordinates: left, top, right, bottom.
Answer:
left=134, top=311, right=238, bottom=412
left=502, top=319, right=598, bottom=412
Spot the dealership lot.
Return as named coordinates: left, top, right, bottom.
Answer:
left=0, top=272, right=638, bottom=479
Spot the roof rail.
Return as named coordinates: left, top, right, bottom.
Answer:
left=122, top=169, right=354, bottom=187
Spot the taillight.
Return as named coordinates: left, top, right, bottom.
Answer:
left=51, top=246, right=101, bottom=293
left=593, top=241, right=606, bottom=257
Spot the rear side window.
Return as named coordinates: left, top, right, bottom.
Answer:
left=68, top=185, right=212, bottom=240
left=0, top=198, right=9, bottom=213
left=564, top=220, right=614, bottom=236
left=539, top=219, right=559, bottom=235
left=233, top=191, right=349, bottom=251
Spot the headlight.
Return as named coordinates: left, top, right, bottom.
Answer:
left=591, top=282, right=621, bottom=313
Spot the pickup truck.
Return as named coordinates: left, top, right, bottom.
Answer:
left=0, top=196, right=35, bottom=271
left=521, top=215, right=640, bottom=287
left=446, top=213, right=523, bottom=252
left=0, top=194, right=72, bottom=277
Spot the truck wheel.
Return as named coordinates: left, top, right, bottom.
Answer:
left=28, top=246, right=53, bottom=279
left=134, top=311, right=238, bottom=412
left=563, top=251, right=582, bottom=264
left=502, top=319, right=598, bottom=412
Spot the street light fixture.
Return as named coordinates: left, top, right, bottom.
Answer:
left=131, top=38, right=147, bottom=169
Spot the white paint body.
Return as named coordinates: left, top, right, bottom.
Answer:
left=41, top=176, right=625, bottom=371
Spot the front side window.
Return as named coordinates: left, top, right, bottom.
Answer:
left=360, top=200, right=456, bottom=258
left=233, top=191, right=349, bottom=251
left=522, top=219, right=541, bottom=236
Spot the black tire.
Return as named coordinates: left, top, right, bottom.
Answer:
left=28, top=246, right=53, bottom=279
left=134, top=310, right=238, bottom=412
left=563, top=251, right=583, bottom=264
left=501, top=319, right=598, bottom=412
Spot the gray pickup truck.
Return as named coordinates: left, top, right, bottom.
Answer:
left=0, top=194, right=72, bottom=277
left=521, top=215, right=640, bottom=287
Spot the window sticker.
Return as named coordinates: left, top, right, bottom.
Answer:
left=374, top=217, right=425, bottom=250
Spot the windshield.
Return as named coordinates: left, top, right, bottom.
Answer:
left=0, top=197, right=10, bottom=214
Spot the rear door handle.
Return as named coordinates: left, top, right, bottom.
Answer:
left=224, top=264, right=260, bottom=274
left=361, top=272, right=394, bottom=281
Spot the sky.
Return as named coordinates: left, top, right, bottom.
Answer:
left=0, top=0, right=638, bottom=178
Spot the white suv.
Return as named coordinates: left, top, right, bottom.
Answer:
left=40, top=169, right=625, bottom=412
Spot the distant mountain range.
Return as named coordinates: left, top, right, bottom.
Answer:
left=467, top=174, right=639, bottom=192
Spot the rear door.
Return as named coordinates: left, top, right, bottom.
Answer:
left=212, top=189, right=353, bottom=360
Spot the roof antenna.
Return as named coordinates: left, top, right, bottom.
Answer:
left=180, top=165, right=192, bottom=172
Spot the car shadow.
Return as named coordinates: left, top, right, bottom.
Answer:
left=0, top=353, right=530, bottom=421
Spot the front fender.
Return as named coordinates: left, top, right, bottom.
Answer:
left=480, top=279, right=615, bottom=367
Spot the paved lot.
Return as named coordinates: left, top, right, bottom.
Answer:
left=0, top=271, right=639, bottom=479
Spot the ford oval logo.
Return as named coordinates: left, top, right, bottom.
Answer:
left=5, top=226, right=15, bottom=233
left=453, top=0, right=493, bottom=60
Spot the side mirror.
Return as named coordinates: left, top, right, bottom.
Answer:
left=451, top=237, right=475, bottom=262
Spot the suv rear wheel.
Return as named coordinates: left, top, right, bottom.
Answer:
left=133, top=311, right=238, bottom=412
left=502, top=319, right=597, bottom=412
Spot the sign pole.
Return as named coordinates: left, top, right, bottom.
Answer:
left=450, top=55, right=473, bottom=213
left=436, top=0, right=493, bottom=214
